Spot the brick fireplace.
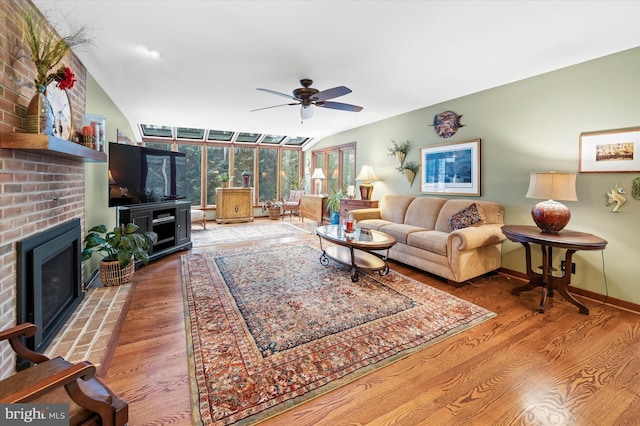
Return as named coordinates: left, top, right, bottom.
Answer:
left=0, top=0, right=89, bottom=379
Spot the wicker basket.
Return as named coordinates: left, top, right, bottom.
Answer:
left=268, top=205, right=281, bottom=220
left=99, top=259, right=135, bottom=286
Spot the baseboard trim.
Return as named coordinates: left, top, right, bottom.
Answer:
left=497, top=268, right=640, bottom=315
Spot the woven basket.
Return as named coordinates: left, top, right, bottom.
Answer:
left=268, top=206, right=281, bottom=220
left=99, top=258, right=135, bottom=286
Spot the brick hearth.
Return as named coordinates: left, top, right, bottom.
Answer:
left=44, top=283, right=131, bottom=374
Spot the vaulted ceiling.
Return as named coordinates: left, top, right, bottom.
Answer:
left=34, top=1, right=640, bottom=147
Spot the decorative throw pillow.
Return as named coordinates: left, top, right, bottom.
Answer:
left=449, top=203, right=485, bottom=230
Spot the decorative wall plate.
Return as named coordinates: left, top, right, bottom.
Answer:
left=433, top=111, right=464, bottom=138
left=46, top=83, right=72, bottom=140
left=632, top=177, right=640, bottom=200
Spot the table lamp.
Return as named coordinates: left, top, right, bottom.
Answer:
left=526, top=171, right=577, bottom=233
left=311, top=168, right=325, bottom=195
left=356, top=165, right=378, bottom=200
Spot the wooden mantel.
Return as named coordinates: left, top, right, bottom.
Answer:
left=0, top=132, right=107, bottom=162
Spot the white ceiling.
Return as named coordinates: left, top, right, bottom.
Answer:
left=34, top=1, right=640, bottom=145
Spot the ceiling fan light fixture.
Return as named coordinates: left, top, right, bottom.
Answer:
left=300, top=105, right=313, bottom=120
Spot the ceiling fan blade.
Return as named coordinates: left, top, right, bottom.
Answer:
left=250, top=102, right=299, bottom=112
left=311, top=86, right=352, bottom=102
left=316, top=101, right=363, bottom=112
left=257, top=88, right=296, bottom=100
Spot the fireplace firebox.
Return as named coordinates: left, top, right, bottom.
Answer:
left=16, top=219, right=84, bottom=370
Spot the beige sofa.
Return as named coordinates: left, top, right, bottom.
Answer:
left=348, top=195, right=506, bottom=286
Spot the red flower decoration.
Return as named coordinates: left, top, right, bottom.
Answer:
left=55, top=67, right=76, bottom=90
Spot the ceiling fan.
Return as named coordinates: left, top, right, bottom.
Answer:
left=251, top=79, right=363, bottom=120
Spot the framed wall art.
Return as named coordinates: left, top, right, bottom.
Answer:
left=579, top=127, right=640, bottom=173
left=420, top=139, right=480, bottom=196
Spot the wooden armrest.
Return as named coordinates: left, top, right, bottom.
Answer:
left=0, top=323, right=37, bottom=341
left=0, top=361, right=96, bottom=403
left=0, top=323, right=49, bottom=364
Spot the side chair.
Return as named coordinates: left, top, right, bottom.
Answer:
left=0, top=322, right=128, bottom=426
left=281, top=189, right=304, bottom=220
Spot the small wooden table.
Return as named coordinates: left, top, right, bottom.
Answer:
left=300, top=194, right=328, bottom=225
left=316, top=225, right=396, bottom=282
left=501, top=225, right=607, bottom=315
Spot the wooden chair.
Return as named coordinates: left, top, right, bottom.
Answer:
left=281, top=189, right=304, bottom=220
left=191, top=208, right=206, bottom=229
left=0, top=323, right=128, bottom=426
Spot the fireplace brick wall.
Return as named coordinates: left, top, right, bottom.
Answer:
left=0, top=0, right=88, bottom=379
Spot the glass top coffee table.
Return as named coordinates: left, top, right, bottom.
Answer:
left=316, top=225, right=397, bottom=282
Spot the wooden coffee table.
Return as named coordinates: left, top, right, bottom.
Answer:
left=316, top=225, right=397, bottom=282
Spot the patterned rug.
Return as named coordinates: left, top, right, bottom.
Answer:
left=190, top=221, right=310, bottom=247
left=181, top=242, right=496, bottom=425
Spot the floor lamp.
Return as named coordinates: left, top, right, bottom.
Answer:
left=311, top=168, right=325, bottom=195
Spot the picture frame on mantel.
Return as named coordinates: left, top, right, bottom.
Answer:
left=420, top=139, right=481, bottom=196
left=579, top=127, right=640, bottom=173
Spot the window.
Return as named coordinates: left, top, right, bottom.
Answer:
left=206, top=145, right=230, bottom=205
left=177, top=144, right=202, bottom=205
left=141, top=127, right=304, bottom=207
left=312, top=142, right=356, bottom=195
left=258, top=148, right=278, bottom=202
left=233, top=147, right=255, bottom=188
left=280, top=149, right=302, bottom=195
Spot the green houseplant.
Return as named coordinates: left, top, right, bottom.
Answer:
left=387, top=139, right=411, bottom=169
left=82, top=223, right=158, bottom=286
left=325, top=188, right=344, bottom=225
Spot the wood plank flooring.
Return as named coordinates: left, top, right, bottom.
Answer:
left=104, top=218, right=640, bottom=425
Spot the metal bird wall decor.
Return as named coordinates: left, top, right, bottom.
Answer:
left=605, top=182, right=626, bottom=212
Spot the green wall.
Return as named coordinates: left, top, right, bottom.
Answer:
left=310, top=47, right=640, bottom=305
left=84, top=73, right=137, bottom=279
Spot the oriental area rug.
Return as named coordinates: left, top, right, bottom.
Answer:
left=181, top=242, right=496, bottom=425
left=190, top=222, right=310, bottom=247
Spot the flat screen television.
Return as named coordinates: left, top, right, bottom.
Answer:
left=108, top=142, right=187, bottom=207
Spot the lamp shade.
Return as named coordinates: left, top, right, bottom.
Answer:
left=311, top=168, right=325, bottom=195
left=311, top=168, right=326, bottom=179
left=355, top=165, right=378, bottom=200
left=526, top=172, right=577, bottom=233
left=526, top=172, right=577, bottom=201
left=355, top=165, right=378, bottom=182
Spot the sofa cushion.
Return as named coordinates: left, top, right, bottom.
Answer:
left=376, top=223, right=425, bottom=244
left=406, top=230, right=449, bottom=256
left=357, top=219, right=395, bottom=231
left=379, top=195, right=415, bottom=223
left=448, top=203, right=485, bottom=230
left=403, top=197, right=447, bottom=229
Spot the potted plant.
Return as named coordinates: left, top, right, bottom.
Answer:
left=261, top=200, right=282, bottom=220
left=402, top=160, right=419, bottom=187
left=387, top=139, right=411, bottom=169
left=325, top=188, right=344, bottom=225
left=82, top=223, right=158, bottom=286
left=220, top=173, right=230, bottom=188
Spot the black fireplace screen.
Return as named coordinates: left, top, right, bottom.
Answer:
left=16, top=219, right=84, bottom=370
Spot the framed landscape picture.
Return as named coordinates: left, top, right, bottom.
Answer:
left=579, top=127, right=640, bottom=173
left=420, top=139, right=480, bottom=196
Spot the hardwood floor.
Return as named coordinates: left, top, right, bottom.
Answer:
left=104, top=218, right=640, bottom=425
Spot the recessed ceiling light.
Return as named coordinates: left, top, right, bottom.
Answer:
left=135, top=46, right=161, bottom=59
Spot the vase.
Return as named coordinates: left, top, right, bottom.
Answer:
left=395, top=151, right=406, bottom=167
left=26, top=86, right=54, bottom=135
left=404, top=169, right=416, bottom=187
